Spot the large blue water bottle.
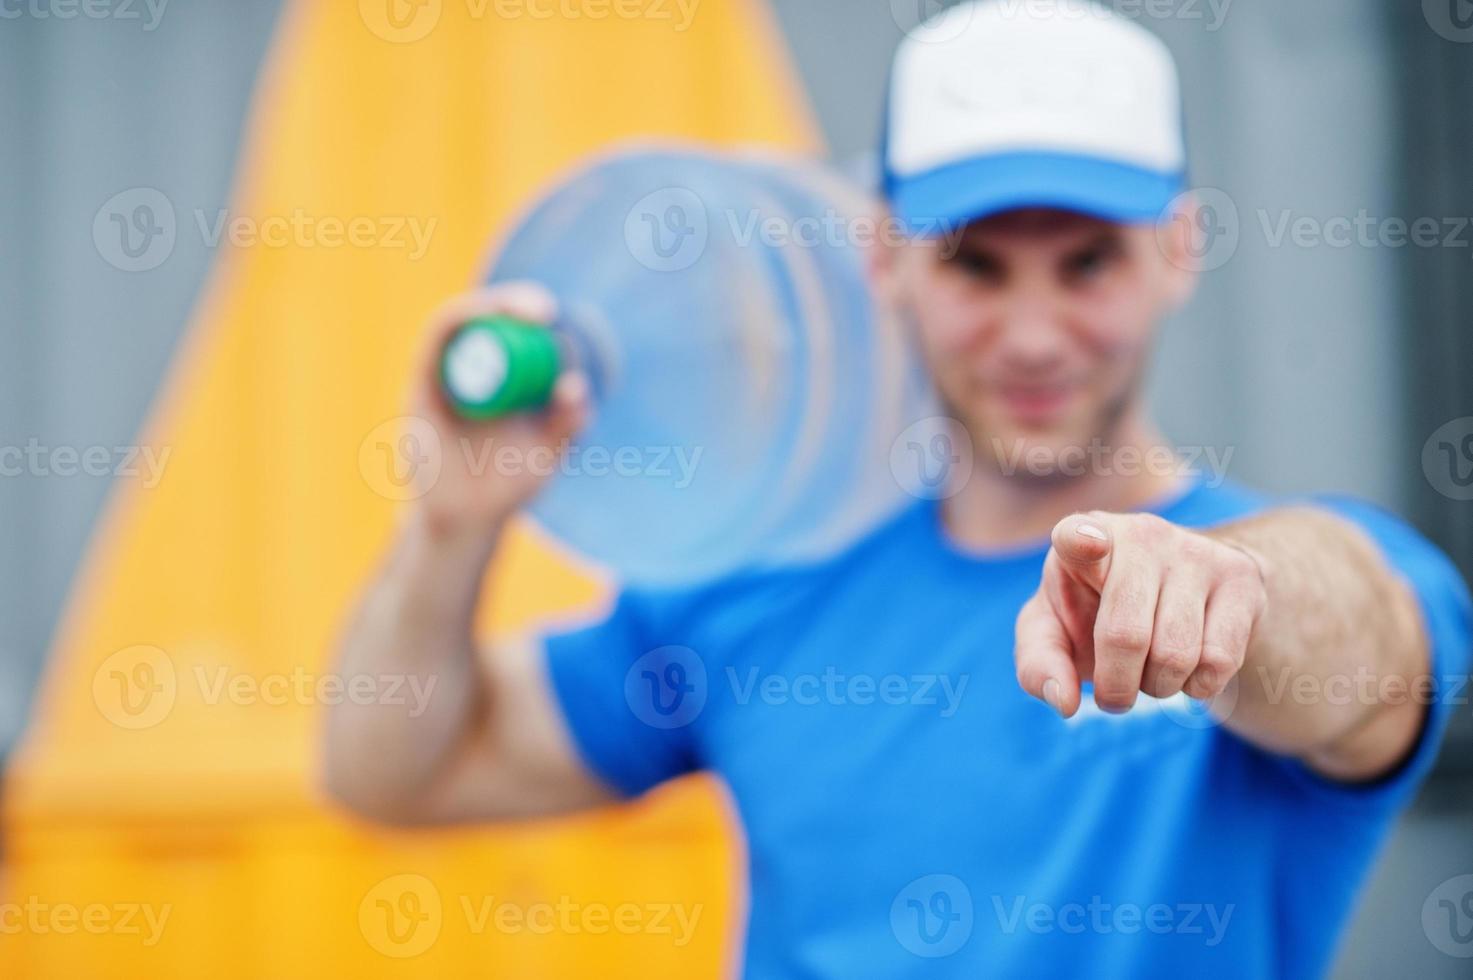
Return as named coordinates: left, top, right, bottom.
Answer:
left=442, top=146, right=937, bottom=584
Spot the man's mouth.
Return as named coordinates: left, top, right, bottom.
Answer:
left=995, top=383, right=1075, bottom=425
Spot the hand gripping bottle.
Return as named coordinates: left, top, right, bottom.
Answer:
left=440, top=146, right=937, bottom=584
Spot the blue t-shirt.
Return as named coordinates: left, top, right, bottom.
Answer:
left=543, top=477, right=1471, bottom=979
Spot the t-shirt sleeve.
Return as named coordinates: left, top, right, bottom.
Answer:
left=1270, top=496, right=1472, bottom=811
left=541, top=589, right=706, bottom=799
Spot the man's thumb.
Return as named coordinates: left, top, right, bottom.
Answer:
left=1049, top=513, right=1113, bottom=591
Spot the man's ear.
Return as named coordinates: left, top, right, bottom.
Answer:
left=1154, top=195, right=1203, bottom=312
left=867, top=207, right=904, bottom=306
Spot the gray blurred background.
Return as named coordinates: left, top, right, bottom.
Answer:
left=1, top=1, right=1470, bottom=975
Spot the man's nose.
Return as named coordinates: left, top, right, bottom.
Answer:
left=995, top=295, right=1069, bottom=364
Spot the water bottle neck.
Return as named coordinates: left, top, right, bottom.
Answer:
left=554, top=303, right=621, bottom=404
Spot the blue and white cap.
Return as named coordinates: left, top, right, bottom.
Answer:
left=883, top=0, right=1186, bottom=231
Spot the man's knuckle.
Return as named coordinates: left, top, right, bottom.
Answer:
left=1183, top=674, right=1215, bottom=699
left=1099, top=620, right=1153, bottom=653
left=1200, top=641, right=1240, bottom=672
left=1178, top=534, right=1212, bottom=563
left=1153, top=616, right=1200, bottom=654
left=1142, top=672, right=1183, bottom=698
left=1107, top=581, right=1152, bottom=613
left=1152, top=645, right=1198, bottom=677
left=1130, top=513, right=1171, bottom=540
left=1216, top=546, right=1261, bottom=585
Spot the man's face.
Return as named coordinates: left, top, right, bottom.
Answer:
left=879, top=207, right=1197, bottom=481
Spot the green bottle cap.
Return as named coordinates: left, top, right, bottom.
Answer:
left=440, top=315, right=562, bottom=421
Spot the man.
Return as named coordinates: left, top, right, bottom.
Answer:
left=323, top=2, right=1471, bottom=976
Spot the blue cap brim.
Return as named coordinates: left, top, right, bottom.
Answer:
left=888, top=150, right=1185, bottom=234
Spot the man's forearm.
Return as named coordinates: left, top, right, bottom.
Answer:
left=1209, top=508, right=1430, bottom=781
left=321, top=514, right=502, bottom=817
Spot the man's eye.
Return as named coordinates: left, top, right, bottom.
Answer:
left=948, top=251, right=1001, bottom=282
left=1066, top=245, right=1119, bottom=281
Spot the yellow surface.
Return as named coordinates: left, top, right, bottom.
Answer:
left=2, top=0, right=817, bottom=974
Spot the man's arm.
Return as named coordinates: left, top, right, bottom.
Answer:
left=1208, top=509, right=1429, bottom=780
left=1014, top=506, right=1431, bottom=783
left=321, top=283, right=614, bottom=825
